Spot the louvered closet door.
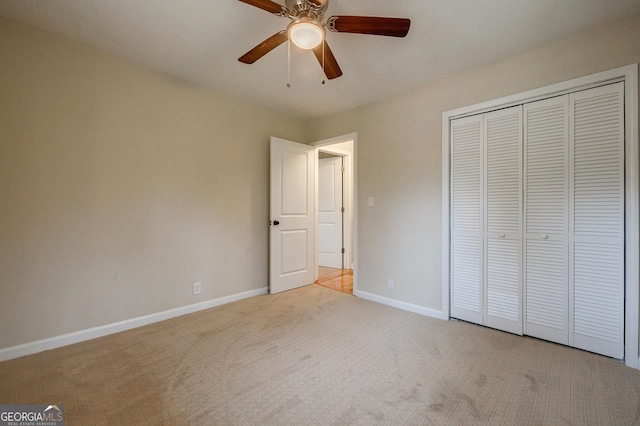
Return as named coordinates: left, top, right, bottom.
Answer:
left=570, top=83, right=625, bottom=359
left=524, top=96, right=570, bottom=345
left=451, top=115, right=484, bottom=325
left=484, top=106, right=523, bottom=335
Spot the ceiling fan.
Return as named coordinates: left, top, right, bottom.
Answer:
left=237, top=0, right=411, bottom=80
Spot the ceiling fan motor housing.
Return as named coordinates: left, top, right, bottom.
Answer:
left=285, top=0, right=328, bottom=21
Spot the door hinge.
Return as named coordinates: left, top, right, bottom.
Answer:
left=342, top=248, right=345, bottom=254
left=341, top=166, right=345, bottom=172
left=341, top=207, right=345, bottom=213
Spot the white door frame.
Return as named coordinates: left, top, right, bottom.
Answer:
left=311, top=133, right=357, bottom=292
left=441, top=64, right=639, bottom=368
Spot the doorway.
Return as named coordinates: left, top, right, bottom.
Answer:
left=269, top=133, right=357, bottom=295
left=312, top=135, right=355, bottom=295
left=318, top=153, right=344, bottom=269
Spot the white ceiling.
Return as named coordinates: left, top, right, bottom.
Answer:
left=1, top=0, right=639, bottom=119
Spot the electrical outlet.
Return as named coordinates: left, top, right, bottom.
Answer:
left=192, top=282, right=202, bottom=295
left=387, top=279, right=394, bottom=290
left=368, top=197, right=374, bottom=207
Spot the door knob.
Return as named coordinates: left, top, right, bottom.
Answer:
left=273, top=220, right=280, bottom=226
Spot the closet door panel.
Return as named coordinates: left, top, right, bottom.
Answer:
left=570, top=83, right=625, bottom=359
left=484, top=107, right=522, bottom=334
left=486, top=239, right=520, bottom=332
left=524, top=98, right=568, bottom=235
left=525, top=239, right=568, bottom=343
left=452, top=235, right=482, bottom=319
left=573, top=242, right=623, bottom=357
left=524, top=96, right=569, bottom=345
left=450, top=115, right=484, bottom=324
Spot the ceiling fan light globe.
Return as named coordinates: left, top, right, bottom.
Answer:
left=289, top=22, right=324, bottom=49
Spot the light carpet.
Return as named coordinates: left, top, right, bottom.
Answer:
left=1, top=284, right=640, bottom=425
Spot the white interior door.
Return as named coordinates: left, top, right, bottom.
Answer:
left=570, top=82, right=625, bottom=359
left=270, top=137, right=315, bottom=294
left=450, top=107, right=523, bottom=335
left=484, top=106, right=523, bottom=335
left=450, top=114, right=484, bottom=325
left=318, top=156, right=343, bottom=268
left=523, top=95, right=570, bottom=345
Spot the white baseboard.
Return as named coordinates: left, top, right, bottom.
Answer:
left=354, top=290, right=448, bottom=321
left=0, top=287, right=268, bottom=362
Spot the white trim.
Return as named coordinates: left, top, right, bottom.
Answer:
left=445, top=65, right=632, bottom=120
left=624, top=64, right=639, bottom=369
left=0, top=287, right=268, bottom=362
left=354, top=290, right=448, bottom=320
left=311, top=132, right=358, bottom=147
left=442, top=64, right=639, bottom=369
left=441, top=115, right=451, bottom=320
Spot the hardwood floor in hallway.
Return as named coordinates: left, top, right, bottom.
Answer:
left=315, top=267, right=353, bottom=295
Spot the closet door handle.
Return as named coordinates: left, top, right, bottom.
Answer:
left=499, top=233, right=506, bottom=238
left=542, top=234, right=549, bottom=240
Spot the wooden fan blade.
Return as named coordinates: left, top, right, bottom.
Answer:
left=238, top=0, right=284, bottom=15
left=312, top=40, right=343, bottom=80
left=239, top=31, right=288, bottom=64
left=328, top=16, right=411, bottom=37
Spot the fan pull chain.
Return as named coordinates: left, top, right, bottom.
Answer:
left=285, top=38, right=328, bottom=87
left=287, top=39, right=291, bottom=88
left=321, top=40, right=326, bottom=85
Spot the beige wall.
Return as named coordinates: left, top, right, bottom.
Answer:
left=0, top=18, right=306, bottom=349
left=306, top=15, right=640, bottom=312
left=2, top=13, right=640, bottom=354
